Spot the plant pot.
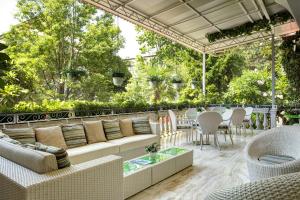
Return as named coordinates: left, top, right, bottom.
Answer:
left=172, top=82, right=183, bottom=90
left=113, top=76, right=124, bottom=86
left=149, top=80, right=158, bottom=88
left=191, top=83, right=196, bottom=89
left=149, top=152, right=157, bottom=160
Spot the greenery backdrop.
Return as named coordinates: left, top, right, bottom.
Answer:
left=0, top=0, right=299, bottom=113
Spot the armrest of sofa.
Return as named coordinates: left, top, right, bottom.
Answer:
left=150, top=121, right=161, bottom=137
left=0, top=155, right=123, bottom=200
left=205, top=172, right=300, bottom=200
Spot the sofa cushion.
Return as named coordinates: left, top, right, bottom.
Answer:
left=62, top=124, right=87, bottom=148
left=132, top=117, right=152, bottom=134
left=2, top=127, right=36, bottom=144
left=67, top=142, right=119, bottom=164
left=32, top=142, right=71, bottom=169
left=0, top=139, right=58, bottom=173
left=83, top=121, right=107, bottom=143
left=107, top=134, right=159, bottom=152
left=35, top=126, right=68, bottom=149
left=103, top=119, right=123, bottom=140
left=120, top=119, right=134, bottom=136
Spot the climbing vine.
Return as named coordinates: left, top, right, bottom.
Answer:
left=206, top=12, right=293, bottom=43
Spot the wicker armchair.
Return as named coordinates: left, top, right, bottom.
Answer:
left=246, top=126, right=300, bottom=181
left=205, top=172, right=300, bottom=200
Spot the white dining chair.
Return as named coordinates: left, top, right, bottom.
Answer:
left=185, top=108, right=198, bottom=142
left=231, top=108, right=246, bottom=135
left=197, top=111, right=223, bottom=150
left=168, top=110, right=193, bottom=145
left=243, top=107, right=254, bottom=134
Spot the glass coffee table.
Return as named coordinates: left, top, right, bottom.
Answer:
left=123, top=147, right=193, bottom=199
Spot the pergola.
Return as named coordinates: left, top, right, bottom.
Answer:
left=82, top=0, right=300, bottom=127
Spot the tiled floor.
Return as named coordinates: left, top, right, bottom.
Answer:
left=128, top=130, right=259, bottom=200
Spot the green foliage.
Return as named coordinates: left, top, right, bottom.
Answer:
left=224, top=70, right=271, bottom=104
left=206, top=11, right=293, bottom=43
left=0, top=43, right=11, bottom=88
left=280, top=31, right=300, bottom=101
left=3, top=0, right=128, bottom=104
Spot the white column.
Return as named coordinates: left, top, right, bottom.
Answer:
left=270, top=34, right=277, bottom=128
left=202, top=52, right=206, bottom=95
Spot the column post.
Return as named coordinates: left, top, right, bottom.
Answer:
left=270, top=33, right=277, bottom=128
left=202, top=52, right=206, bottom=95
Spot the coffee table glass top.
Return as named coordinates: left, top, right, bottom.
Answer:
left=123, top=147, right=189, bottom=175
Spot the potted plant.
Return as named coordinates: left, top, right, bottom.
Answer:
left=145, top=142, right=160, bottom=159
left=191, top=79, right=198, bottom=89
left=148, top=75, right=161, bottom=88
left=171, top=76, right=183, bottom=90
left=112, top=72, right=125, bottom=86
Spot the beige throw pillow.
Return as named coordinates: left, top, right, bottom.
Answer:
left=83, top=121, right=107, bottom=143
left=35, top=126, right=68, bottom=149
left=119, top=119, right=134, bottom=136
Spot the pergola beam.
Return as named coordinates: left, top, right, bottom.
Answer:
left=251, top=0, right=264, bottom=19
left=238, top=2, right=254, bottom=23
left=83, top=0, right=205, bottom=52
left=149, top=0, right=194, bottom=20
left=257, top=0, right=270, bottom=20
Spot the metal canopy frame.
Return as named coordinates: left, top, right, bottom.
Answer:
left=82, top=0, right=297, bottom=53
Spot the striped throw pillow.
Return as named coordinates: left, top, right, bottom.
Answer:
left=132, top=117, right=152, bottom=134
left=23, top=143, right=71, bottom=169
left=62, top=124, right=87, bottom=148
left=2, top=128, right=36, bottom=144
left=102, top=119, right=123, bottom=140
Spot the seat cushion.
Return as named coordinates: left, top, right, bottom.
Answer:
left=132, top=117, right=152, bottom=134
left=120, top=119, right=134, bottom=136
left=2, top=127, right=36, bottom=144
left=258, top=154, right=295, bottom=165
left=35, top=126, right=68, bottom=149
left=103, top=119, right=123, bottom=140
left=67, top=142, right=119, bottom=164
left=0, top=139, right=58, bottom=174
left=107, top=134, right=159, bottom=152
left=83, top=121, right=107, bottom=143
left=62, top=124, right=87, bottom=148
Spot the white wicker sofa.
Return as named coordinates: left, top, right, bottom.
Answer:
left=0, top=117, right=160, bottom=200
left=67, top=122, right=160, bottom=163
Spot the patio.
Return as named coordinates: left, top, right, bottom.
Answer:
left=0, top=0, right=300, bottom=200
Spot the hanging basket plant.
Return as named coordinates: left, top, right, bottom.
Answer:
left=147, top=75, right=162, bottom=88
left=171, top=76, right=183, bottom=90
left=112, top=72, right=125, bottom=86
left=191, top=79, right=198, bottom=89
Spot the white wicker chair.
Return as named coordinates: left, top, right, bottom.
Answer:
left=245, top=126, right=300, bottom=181
left=205, top=171, right=300, bottom=200
left=243, top=107, right=254, bottom=134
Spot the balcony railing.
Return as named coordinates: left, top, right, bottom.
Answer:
left=0, top=105, right=282, bottom=135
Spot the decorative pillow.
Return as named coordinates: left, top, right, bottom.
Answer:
left=0, top=139, right=58, bottom=174
left=35, top=126, right=67, bottom=149
left=2, top=128, right=36, bottom=144
left=102, top=119, right=123, bottom=140
left=132, top=117, right=152, bottom=134
left=34, top=143, right=71, bottom=169
left=119, top=119, right=134, bottom=136
left=83, top=121, right=107, bottom=143
left=62, top=124, right=87, bottom=148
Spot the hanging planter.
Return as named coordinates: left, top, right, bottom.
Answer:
left=112, top=72, right=125, bottom=86
left=171, top=77, right=183, bottom=90
left=148, top=75, right=162, bottom=88
left=191, top=80, right=198, bottom=89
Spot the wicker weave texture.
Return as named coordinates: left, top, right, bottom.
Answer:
left=205, top=172, right=300, bottom=200
left=0, top=155, right=123, bottom=200
left=245, top=126, right=300, bottom=181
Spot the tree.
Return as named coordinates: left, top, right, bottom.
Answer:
left=4, top=0, right=128, bottom=103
